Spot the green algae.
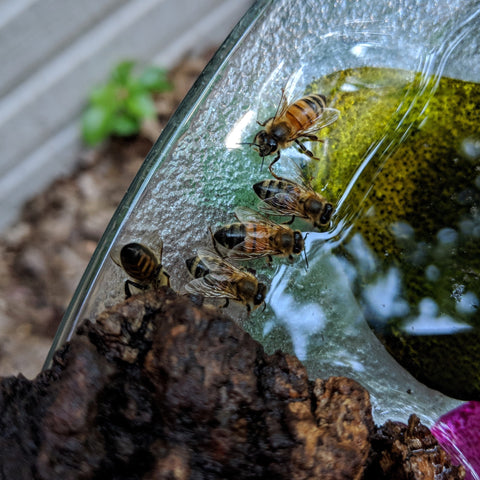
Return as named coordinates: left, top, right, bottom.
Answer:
left=312, top=67, right=480, bottom=400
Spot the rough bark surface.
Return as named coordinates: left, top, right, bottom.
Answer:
left=366, top=414, right=466, bottom=479
left=0, top=289, right=464, bottom=479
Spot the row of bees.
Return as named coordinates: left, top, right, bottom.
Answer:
left=112, top=91, right=339, bottom=313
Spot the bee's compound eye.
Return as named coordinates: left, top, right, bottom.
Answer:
left=293, top=232, right=304, bottom=254
left=320, top=203, right=334, bottom=224
left=255, top=283, right=268, bottom=305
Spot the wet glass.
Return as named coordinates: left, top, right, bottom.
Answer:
left=46, top=0, right=480, bottom=427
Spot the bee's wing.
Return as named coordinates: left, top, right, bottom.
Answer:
left=184, top=277, right=229, bottom=299
left=271, top=156, right=314, bottom=188
left=296, top=108, right=340, bottom=136
left=273, top=88, right=290, bottom=120
left=233, top=206, right=279, bottom=227
left=110, top=244, right=123, bottom=268
left=220, top=225, right=284, bottom=260
left=195, top=248, right=242, bottom=276
left=258, top=192, right=304, bottom=217
left=226, top=238, right=278, bottom=259
left=184, top=273, right=240, bottom=301
left=272, top=67, right=306, bottom=119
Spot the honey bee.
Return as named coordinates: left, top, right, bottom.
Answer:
left=185, top=249, right=267, bottom=313
left=253, top=159, right=334, bottom=228
left=249, top=90, right=338, bottom=175
left=111, top=241, right=170, bottom=298
left=211, top=206, right=306, bottom=265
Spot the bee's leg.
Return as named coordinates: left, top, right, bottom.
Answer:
left=162, top=270, right=171, bottom=288
left=281, top=215, right=295, bottom=225
left=246, top=304, right=251, bottom=316
left=295, top=139, right=320, bottom=161
left=265, top=255, right=273, bottom=267
left=221, top=299, right=230, bottom=308
left=268, top=152, right=282, bottom=178
left=154, top=266, right=171, bottom=288
left=124, top=280, right=148, bottom=298
left=257, top=116, right=273, bottom=127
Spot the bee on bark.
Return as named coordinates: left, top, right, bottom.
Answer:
left=253, top=158, right=334, bottom=228
left=185, top=249, right=267, bottom=313
left=211, top=206, right=306, bottom=266
left=111, top=241, right=170, bottom=298
left=249, top=89, right=339, bottom=175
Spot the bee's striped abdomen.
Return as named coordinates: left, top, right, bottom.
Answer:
left=121, top=243, right=157, bottom=281
left=253, top=179, right=298, bottom=201
left=186, top=255, right=210, bottom=278
left=285, top=94, right=327, bottom=130
left=253, top=179, right=284, bottom=200
left=214, top=222, right=267, bottom=255
left=243, top=223, right=264, bottom=253
left=214, top=223, right=247, bottom=250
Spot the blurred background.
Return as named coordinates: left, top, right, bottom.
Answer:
left=0, top=0, right=254, bottom=378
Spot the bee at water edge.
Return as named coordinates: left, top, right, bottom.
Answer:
left=111, top=241, right=171, bottom=298
left=185, top=248, right=267, bottom=314
left=253, top=158, right=334, bottom=229
left=211, top=206, right=308, bottom=267
left=246, top=88, right=339, bottom=175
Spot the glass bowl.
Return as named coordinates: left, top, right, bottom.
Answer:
left=46, top=0, right=480, bottom=427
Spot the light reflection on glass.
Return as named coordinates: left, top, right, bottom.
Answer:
left=224, top=110, right=256, bottom=149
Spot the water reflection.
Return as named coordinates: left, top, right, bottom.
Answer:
left=266, top=264, right=327, bottom=361
left=403, top=298, right=472, bottom=335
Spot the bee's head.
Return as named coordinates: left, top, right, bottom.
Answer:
left=306, top=199, right=333, bottom=228
left=253, top=130, right=278, bottom=157
left=254, top=282, right=268, bottom=307
left=318, top=203, right=334, bottom=227
left=292, top=230, right=304, bottom=254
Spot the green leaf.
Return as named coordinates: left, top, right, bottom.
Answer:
left=125, top=92, right=156, bottom=119
left=81, top=106, right=112, bottom=145
left=81, top=60, right=171, bottom=144
left=138, top=66, right=172, bottom=92
left=111, top=60, right=135, bottom=86
left=89, top=84, right=118, bottom=111
left=110, top=114, right=141, bottom=137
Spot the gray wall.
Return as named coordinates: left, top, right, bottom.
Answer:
left=0, top=0, right=253, bottom=230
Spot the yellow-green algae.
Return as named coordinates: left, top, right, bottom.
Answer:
left=311, top=67, right=480, bottom=400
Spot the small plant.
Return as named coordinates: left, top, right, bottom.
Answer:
left=81, top=60, right=172, bottom=146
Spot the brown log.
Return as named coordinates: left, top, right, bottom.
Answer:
left=0, top=288, right=464, bottom=479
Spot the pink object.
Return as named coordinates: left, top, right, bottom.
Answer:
left=431, top=401, right=480, bottom=480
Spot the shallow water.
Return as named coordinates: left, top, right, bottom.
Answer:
left=307, top=67, right=480, bottom=400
